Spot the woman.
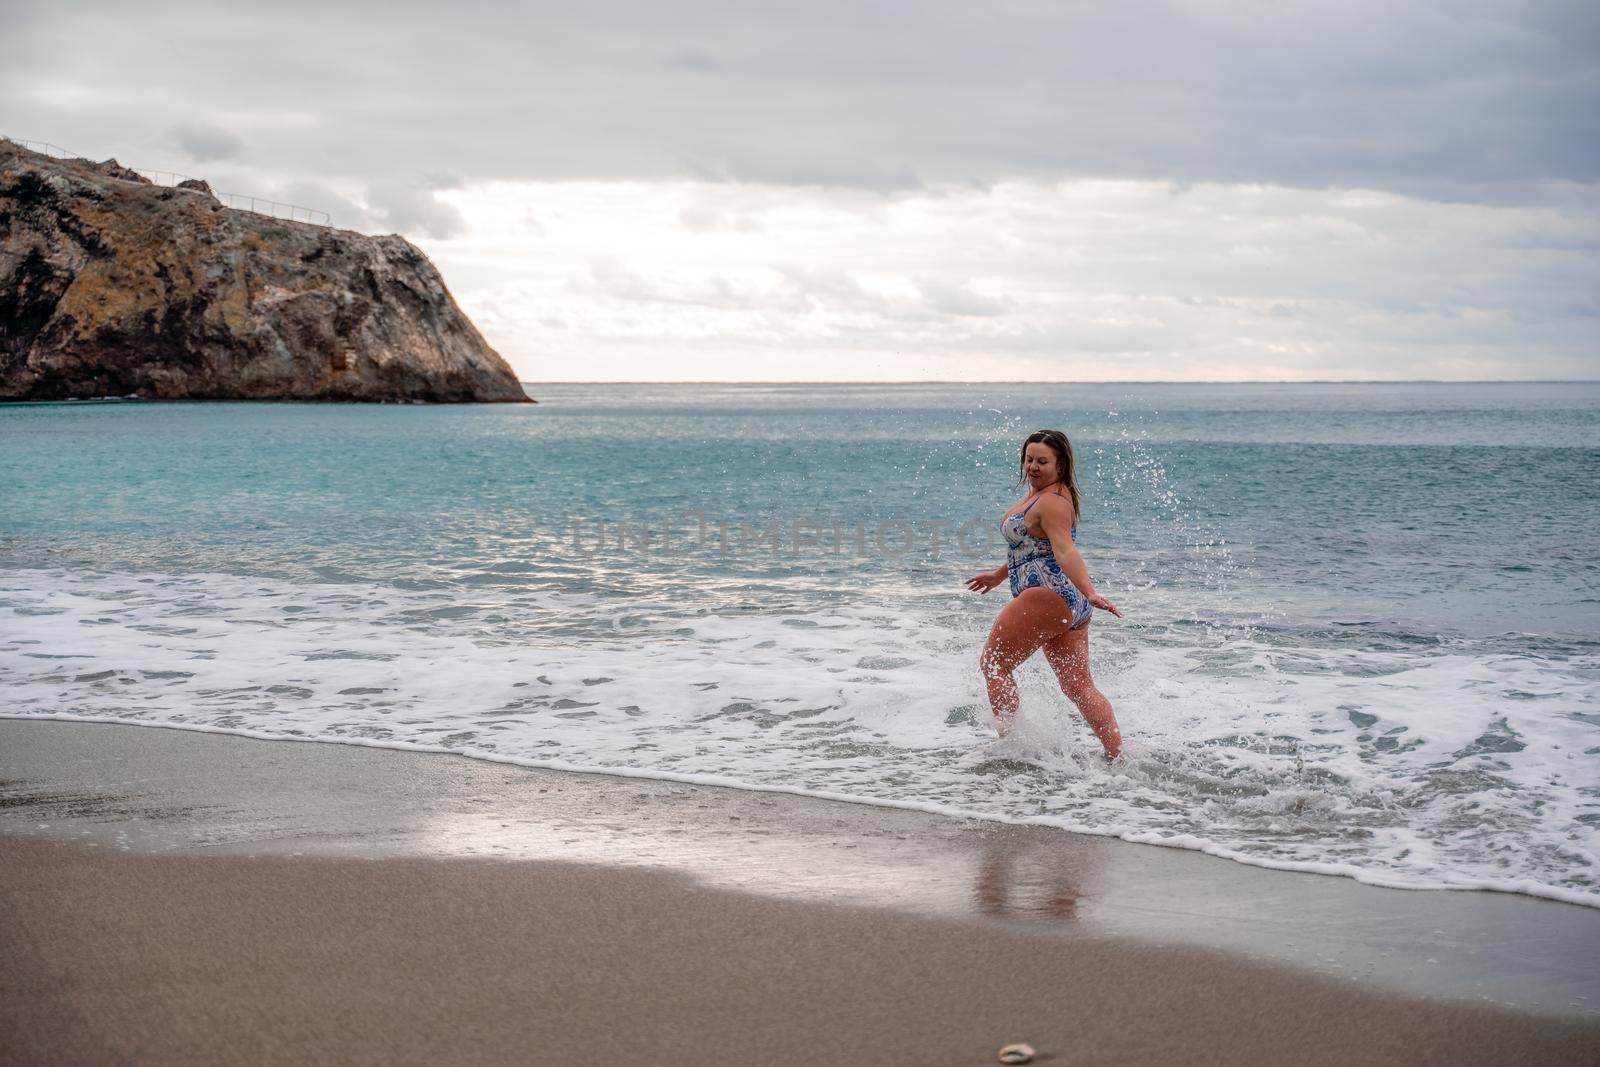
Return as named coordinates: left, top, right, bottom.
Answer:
left=966, top=429, right=1124, bottom=758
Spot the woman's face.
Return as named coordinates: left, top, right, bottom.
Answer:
left=1023, top=442, right=1062, bottom=486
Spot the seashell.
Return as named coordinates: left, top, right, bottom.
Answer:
left=997, top=1043, right=1035, bottom=1064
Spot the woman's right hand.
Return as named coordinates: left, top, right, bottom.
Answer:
left=966, top=571, right=1004, bottom=594
left=1087, top=590, right=1124, bottom=618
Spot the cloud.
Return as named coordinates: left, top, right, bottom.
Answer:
left=420, top=175, right=1600, bottom=381
left=2, top=1, right=1595, bottom=200
left=166, top=121, right=243, bottom=162
left=678, top=205, right=760, bottom=233
left=363, top=181, right=466, bottom=239
left=919, top=280, right=1006, bottom=318
left=662, top=47, right=720, bottom=74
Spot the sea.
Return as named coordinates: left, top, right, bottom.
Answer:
left=2, top=382, right=1597, bottom=906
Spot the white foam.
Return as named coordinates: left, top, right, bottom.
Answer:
left=4, top=566, right=1597, bottom=907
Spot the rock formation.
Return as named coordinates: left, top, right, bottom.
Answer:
left=0, top=140, right=529, bottom=402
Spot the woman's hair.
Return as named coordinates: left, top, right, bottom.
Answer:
left=1018, top=429, right=1081, bottom=520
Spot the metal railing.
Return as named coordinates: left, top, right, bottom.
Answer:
left=3, top=136, right=332, bottom=227
left=135, top=166, right=332, bottom=226
left=11, top=139, right=75, bottom=159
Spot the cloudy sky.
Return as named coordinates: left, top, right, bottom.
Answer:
left=4, top=0, right=1596, bottom=381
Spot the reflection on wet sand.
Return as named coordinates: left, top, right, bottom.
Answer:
left=5, top=720, right=1599, bottom=1016
left=974, top=836, right=1081, bottom=921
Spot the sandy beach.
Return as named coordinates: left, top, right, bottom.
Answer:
left=3, top=720, right=1598, bottom=1065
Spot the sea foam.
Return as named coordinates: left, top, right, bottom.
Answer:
left=5, top=565, right=1596, bottom=907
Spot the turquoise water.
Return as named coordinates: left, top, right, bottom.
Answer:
left=3, top=382, right=1598, bottom=903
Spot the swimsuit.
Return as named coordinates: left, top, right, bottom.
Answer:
left=1000, top=492, right=1093, bottom=629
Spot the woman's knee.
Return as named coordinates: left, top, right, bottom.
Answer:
left=980, top=646, right=1016, bottom=680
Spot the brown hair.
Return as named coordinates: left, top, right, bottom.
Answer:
left=1017, top=429, right=1081, bottom=521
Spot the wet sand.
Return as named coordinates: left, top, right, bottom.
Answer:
left=3, top=719, right=1598, bottom=1065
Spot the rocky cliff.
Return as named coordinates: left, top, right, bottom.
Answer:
left=0, top=141, right=529, bottom=402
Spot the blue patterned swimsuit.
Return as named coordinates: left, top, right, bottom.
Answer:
left=1001, top=492, right=1093, bottom=629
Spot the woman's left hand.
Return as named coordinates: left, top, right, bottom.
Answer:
left=966, top=571, right=1005, bottom=594
left=1088, top=591, right=1124, bottom=618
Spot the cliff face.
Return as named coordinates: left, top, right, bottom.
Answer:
left=0, top=141, right=529, bottom=402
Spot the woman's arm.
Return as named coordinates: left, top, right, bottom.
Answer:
left=1037, top=497, right=1123, bottom=617
left=965, top=562, right=1008, bottom=594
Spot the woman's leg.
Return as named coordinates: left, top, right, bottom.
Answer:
left=979, top=588, right=1072, bottom=734
left=1041, top=623, right=1121, bottom=758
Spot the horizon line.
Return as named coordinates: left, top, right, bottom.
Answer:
left=517, top=378, right=1600, bottom=386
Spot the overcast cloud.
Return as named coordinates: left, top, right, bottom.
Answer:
left=2, top=0, right=1595, bottom=379
left=166, top=121, right=244, bottom=163
left=428, top=178, right=1599, bottom=381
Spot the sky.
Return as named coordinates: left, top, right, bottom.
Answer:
left=3, top=0, right=1597, bottom=381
